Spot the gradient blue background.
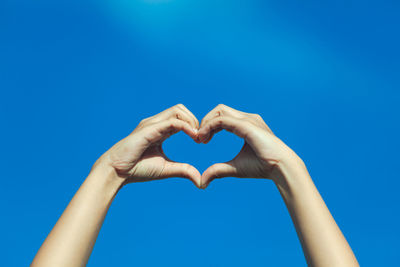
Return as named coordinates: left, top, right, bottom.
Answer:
left=1, top=0, right=399, bottom=266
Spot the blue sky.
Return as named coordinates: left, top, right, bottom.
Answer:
left=1, top=0, right=399, bottom=266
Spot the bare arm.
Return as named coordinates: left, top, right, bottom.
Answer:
left=31, top=165, right=123, bottom=267
left=198, top=104, right=359, bottom=267
left=32, top=104, right=201, bottom=267
left=273, top=159, right=357, bottom=266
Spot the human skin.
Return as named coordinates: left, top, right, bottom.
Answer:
left=31, top=104, right=359, bottom=267
left=31, top=104, right=202, bottom=267
left=197, top=104, right=359, bottom=266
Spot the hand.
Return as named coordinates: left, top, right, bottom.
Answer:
left=95, top=104, right=202, bottom=188
left=33, top=104, right=358, bottom=267
left=197, top=104, right=302, bottom=188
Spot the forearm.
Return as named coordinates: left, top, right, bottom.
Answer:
left=273, top=157, right=358, bottom=267
left=32, top=164, right=123, bottom=267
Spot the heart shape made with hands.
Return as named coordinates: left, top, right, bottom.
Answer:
left=108, top=104, right=281, bottom=190
left=162, top=125, right=242, bottom=188
left=112, top=104, right=279, bottom=190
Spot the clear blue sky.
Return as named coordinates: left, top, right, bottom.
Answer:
left=1, top=0, right=399, bottom=266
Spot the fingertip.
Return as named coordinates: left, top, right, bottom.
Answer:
left=201, top=177, right=213, bottom=189
left=183, top=126, right=198, bottom=140
left=187, top=166, right=202, bottom=189
left=185, top=175, right=201, bottom=189
left=197, top=134, right=205, bottom=143
left=192, top=128, right=202, bottom=143
left=201, top=181, right=208, bottom=189
left=196, top=127, right=207, bottom=141
left=194, top=119, right=200, bottom=130
left=191, top=179, right=202, bottom=189
left=199, top=132, right=211, bottom=144
left=200, top=172, right=211, bottom=189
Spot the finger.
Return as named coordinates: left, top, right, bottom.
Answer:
left=198, top=116, right=255, bottom=143
left=142, top=119, right=197, bottom=145
left=201, top=162, right=237, bottom=189
left=200, top=104, right=272, bottom=135
left=143, top=105, right=198, bottom=132
left=176, top=104, right=199, bottom=129
left=175, top=105, right=201, bottom=143
left=200, top=104, right=241, bottom=129
left=162, top=161, right=202, bottom=188
left=199, top=104, right=237, bottom=142
left=203, top=128, right=223, bottom=144
left=200, top=104, right=258, bottom=141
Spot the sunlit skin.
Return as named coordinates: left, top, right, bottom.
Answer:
left=102, top=104, right=202, bottom=186
left=31, top=104, right=359, bottom=267
left=198, top=104, right=298, bottom=187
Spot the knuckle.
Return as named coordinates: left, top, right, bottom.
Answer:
left=170, top=105, right=180, bottom=113
left=217, top=103, right=226, bottom=110
left=174, top=111, right=182, bottom=120
left=139, top=118, right=148, bottom=125
left=252, top=113, right=262, bottom=119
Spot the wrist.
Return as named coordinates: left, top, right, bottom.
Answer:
left=272, top=154, right=312, bottom=199
left=88, top=159, right=125, bottom=198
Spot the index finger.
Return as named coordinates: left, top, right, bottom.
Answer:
left=197, top=116, right=255, bottom=143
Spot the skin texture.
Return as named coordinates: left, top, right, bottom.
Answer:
left=197, top=105, right=359, bottom=266
left=31, top=104, right=359, bottom=267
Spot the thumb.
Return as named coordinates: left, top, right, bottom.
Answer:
left=162, top=161, right=202, bottom=189
left=201, top=162, right=237, bottom=189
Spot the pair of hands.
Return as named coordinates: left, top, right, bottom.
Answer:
left=32, top=104, right=359, bottom=267
left=96, top=104, right=300, bottom=189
